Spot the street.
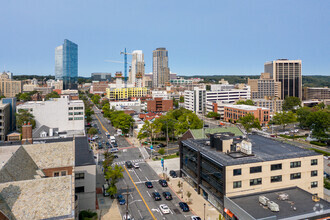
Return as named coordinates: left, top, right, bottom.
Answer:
left=91, top=106, right=195, bottom=220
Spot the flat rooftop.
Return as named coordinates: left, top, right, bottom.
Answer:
left=182, top=134, right=319, bottom=166
left=224, top=104, right=270, bottom=111
left=228, top=187, right=330, bottom=220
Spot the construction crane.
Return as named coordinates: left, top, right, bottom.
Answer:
left=120, top=48, right=132, bottom=88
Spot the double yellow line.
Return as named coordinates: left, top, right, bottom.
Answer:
left=94, top=112, right=109, bottom=134
left=123, top=165, right=157, bottom=220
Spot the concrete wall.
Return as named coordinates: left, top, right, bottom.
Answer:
left=75, top=164, right=96, bottom=211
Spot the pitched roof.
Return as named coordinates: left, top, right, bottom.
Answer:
left=189, top=126, right=243, bottom=139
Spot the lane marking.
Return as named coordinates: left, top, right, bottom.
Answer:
left=137, top=210, right=143, bottom=219
left=123, top=165, right=156, bottom=220
left=133, top=169, right=142, bottom=183
left=146, top=191, right=151, bottom=197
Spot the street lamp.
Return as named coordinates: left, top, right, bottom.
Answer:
left=204, top=203, right=206, bottom=220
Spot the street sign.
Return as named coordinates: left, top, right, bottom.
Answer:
left=161, top=158, right=164, bottom=167
left=150, top=145, right=153, bottom=150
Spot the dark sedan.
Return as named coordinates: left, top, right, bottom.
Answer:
left=162, top=191, right=172, bottom=200
left=179, top=202, right=190, bottom=212
left=158, top=179, right=168, bottom=187
left=169, top=170, right=177, bottom=178
left=117, top=194, right=126, bottom=205
left=145, top=181, right=153, bottom=188
left=152, top=192, right=161, bottom=201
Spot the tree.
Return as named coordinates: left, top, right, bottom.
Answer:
left=186, top=191, right=192, bottom=203
left=88, top=127, right=98, bottom=135
left=272, top=111, right=297, bottom=130
left=237, top=114, right=261, bottom=132
left=16, top=109, right=36, bottom=132
left=45, top=91, right=60, bottom=100
left=236, top=99, right=255, bottom=106
left=296, top=107, right=312, bottom=128
left=179, top=96, right=184, bottom=103
left=91, top=95, right=101, bottom=105
left=158, top=148, right=165, bottom=155
left=100, top=99, right=109, bottom=108
left=17, top=93, right=32, bottom=102
left=102, top=151, right=115, bottom=171
left=282, top=96, right=301, bottom=111
left=206, top=112, right=220, bottom=119
left=306, top=110, right=330, bottom=140
left=0, top=95, right=5, bottom=99
left=104, top=165, right=124, bottom=197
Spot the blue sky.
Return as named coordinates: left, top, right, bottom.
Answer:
left=1, top=0, right=329, bottom=77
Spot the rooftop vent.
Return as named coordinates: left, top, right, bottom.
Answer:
left=267, top=201, right=280, bottom=212
left=278, top=193, right=289, bottom=201
left=259, top=196, right=269, bottom=206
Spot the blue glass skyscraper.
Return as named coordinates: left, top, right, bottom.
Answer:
left=55, top=39, right=78, bottom=89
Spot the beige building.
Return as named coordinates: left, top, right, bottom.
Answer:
left=303, top=86, right=330, bottom=100
left=264, top=59, right=302, bottom=100
left=130, top=50, right=145, bottom=86
left=153, top=48, right=170, bottom=88
left=0, top=72, right=22, bottom=97
left=0, top=103, right=10, bottom=142
left=248, top=72, right=281, bottom=99
left=253, top=97, right=283, bottom=114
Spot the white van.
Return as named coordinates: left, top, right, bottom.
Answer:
left=110, top=136, right=116, bottom=143
left=117, top=129, right=122, bottom=136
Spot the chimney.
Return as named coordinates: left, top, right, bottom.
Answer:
left=22, top=122, right=33, bottom=144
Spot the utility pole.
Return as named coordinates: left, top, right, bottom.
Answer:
left=166, top=120, right=169, bottom=155
left=126, top=185, right=129, bottom=219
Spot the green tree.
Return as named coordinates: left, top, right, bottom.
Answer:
left=17, top=93, right=32, bottom=102
left=102, top=151, right=115, bottom=171
left=91, top=95, right=101, bottom=105
left=179, top=96, right=184, bottom=103
left=158, top=148, right=165, bottom=155
left=236, top=99, right=255, bottom=106
left=88, top=127, right=98, bottom=135
left=296, top=107, right=312, bottom=128
left=174, top=112, right=203, bottom=135
left=306, top=110, right=330, bottom=140
left=282, top=96, right=301, bottom=111
left=16, top=109, right=36, bottom=132
left=206, top=112, right=220, bottom=119
left=238, top=113, right=261, bottom=132
left=100, top=99, right=109, bottom=108
left=104, top=165, right=124, bottom=197
left=0, top=95, right=5, bottom=99
left=45, top=91, right=60, bottom=100
left=272, top=111, right=297, bottom=130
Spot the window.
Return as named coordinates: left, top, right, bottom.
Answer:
left=250, top=178, right=262, bottom=186
left=75, top=173, right=85, bottom=180
left=61, top=171, right=67, bottom=176
left=74, top=106, right=84, bottom=110
left=311, top=170, right=318, bottom=177
left=290, top=161, right=301, bottom=168
left=311, top=159, right=318, bottom=166
left=311, top=181, right=318, bottom=188
left=74, top=112, right=83, bottom=115
left=233, top=169, right=241, bottom=176
left=74, top=117, right=83, bottom=120
left=54, top=172, right=60, bottom=177
left=233, top=181, right=242, bottom=188
left=69, top=117, right=73, bottom=121
left=271, top=175, right=282, bottom=183
left=290, top=173, right=301, bottom=180
left=250, top=166, right=262, bottom=174
left=68, top=112, right=73, bottom=115
left=68, top=107, right=73, bottom=110
left=271, top=163, right=282, bottom=171
left=75, top=186, right=85, bottom=193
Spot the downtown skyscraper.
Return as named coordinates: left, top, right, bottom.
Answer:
left=55, top=39, right=78, bottom=90
left=129, top=50, right=145, bottom=86
left=152, top=48, right=170, bottom=88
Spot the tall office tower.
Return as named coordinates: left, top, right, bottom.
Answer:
left=153, top=48, right=170, bottom=88
left=55, top=39, right=78, bottom=90
left=130, top=50, right=145, bottom=86
left=248, top=73, right=281, bottom=99
left=264, top=59, right=302, bottom=100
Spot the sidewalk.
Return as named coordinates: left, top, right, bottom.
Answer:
left=98, top=199, right=122, bottom=220
left=167, top=177, right=222, bottom=220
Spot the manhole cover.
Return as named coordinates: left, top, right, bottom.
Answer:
left=173, top=208, right=181, bottom=214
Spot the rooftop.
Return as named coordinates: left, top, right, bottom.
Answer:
left=228, top=187, right=330, bottom=220
left=75, top=136, right=95, bottom=166
left=182, top=134, right=319, bottom=166
left=189, top=127, right=243, bottom=139
left=224, top=104, right=270, bottom=111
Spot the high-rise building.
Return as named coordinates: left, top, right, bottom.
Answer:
left=0, top=72, right=22, bottom=97
left=0, top=103, right=10, bottom=141
left=55, top=39, right=78, bottom=90
left=1, top=97, right=17, bottom=132
left=153, top=48, right=170, bottom=88
left=248, top=73, right=281, bottom=99
left=91, top=72, right=111, bottom=81
left=130, top=50, right=145, bottom=86
left=264, top=59, right=302, bottom=100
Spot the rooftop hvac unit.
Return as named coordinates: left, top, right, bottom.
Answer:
left=267, top=201, right=280, bottom=212
left=278, top=193, right=289, bottom=201
left=259, top=196, right=269, bottom=206
left=240, top=140, right=252, bottom=155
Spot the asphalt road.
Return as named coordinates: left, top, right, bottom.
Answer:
left=92, top=106, right=194, bottom=220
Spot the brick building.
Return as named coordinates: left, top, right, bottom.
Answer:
left=147, top=98, right=173, bottom=112
left=90, top=81, right=109, bottom=94
left=223, top=104, right=270, bottom=126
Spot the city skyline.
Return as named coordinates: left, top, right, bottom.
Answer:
left=1, top=0, right=330, bottom=77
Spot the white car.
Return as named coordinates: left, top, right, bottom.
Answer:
left=133, top=163, right=139, bottom=169
left=159, top=204, right=170, bottom=214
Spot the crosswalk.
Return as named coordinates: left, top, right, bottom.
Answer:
left=112, top=158, right=145, bottom=166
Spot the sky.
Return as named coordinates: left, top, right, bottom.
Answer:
left=1, top=0, right=329, bottom=77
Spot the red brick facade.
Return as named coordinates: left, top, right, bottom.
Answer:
left=224, top=105, right=270, bottom=126
left=42, top=166, right=73, bottom=177
left=147, top=98, right=173, bottom=112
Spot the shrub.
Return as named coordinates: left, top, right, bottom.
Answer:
left=310, top=141, right=327, bottom=146
left=308, top=148, right=330, bottom=156
left=79, top=210, right=97, bottom=220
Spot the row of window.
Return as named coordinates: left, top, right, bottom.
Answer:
left=68, top=117, right=84, bottom=120
left=233, top=159, right=318, bottom=176
left=68, top=106, right=84, bottom=110
left=68, top=111, right=83, bottom=115
left=54, top=170, right=67, bottom=177
left=233, top=177, right=318, bottom=188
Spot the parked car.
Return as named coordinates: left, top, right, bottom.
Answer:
left=179, top=202, right=190, bottom=212
left=113, top=142, right=118, bottom=148
left=122, top=214, right=134, bottom=220
left=125, top=161, right=133, bottom=168
left=117, top=194, right=126, bottom=205
left=133, top=163, right=139, bottom=169
left=145, top=181, right=153, bottom=188
left=157, top=143, right=166, bottom=148
left=191, top=216, right=201, bottom=220
left=159, top=204, right=170, bottom=214
left=102, top=184, right=109, bottom=197
left=158, top=179, right=168, bottom=187
left=324, top=172, right=330, bottom=179
left=204, top=124, right=209, bottom=128
left=162, top=191, right=172, bottom=200
left=113, top=154, right=118, bottom=158
left=110, top=148, right=118, bottom=153
left=169, top=170, right=177, bottom=178
left=152, top=192, right=161, bottom=201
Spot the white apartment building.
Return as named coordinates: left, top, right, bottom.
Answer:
left=184, top=87, right=206, bottom=114
left=17, top=96, right=84, bottom=134
left=151, top=90, right=169, bottom=99
left=109, top=100, right=142, bottom=112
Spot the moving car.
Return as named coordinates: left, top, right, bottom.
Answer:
left=159, top=204, right=170, bottom=214
left=169, top=170, right=177, bottom=178
left=125, top=161, right=133, bottom=168
left=179, top=202, right=190, bottom=212
left=162, top=191, right=172, bottom=200
left=133, top=163, right=139, bottom=169
left=157, top=143, right=166, bottom=148
left=145, top=181, right=153, bottom=188
left=117, top=194, right=126, bottom=205
left=102, top=184, right=109, bottom=197
left=159, top=179, right=168, bottom=187
left=110, top=136, right=116, bottom=143
left=152, top=192, right=161, bottom=201
left=191, top=216, right=202, bottom=220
